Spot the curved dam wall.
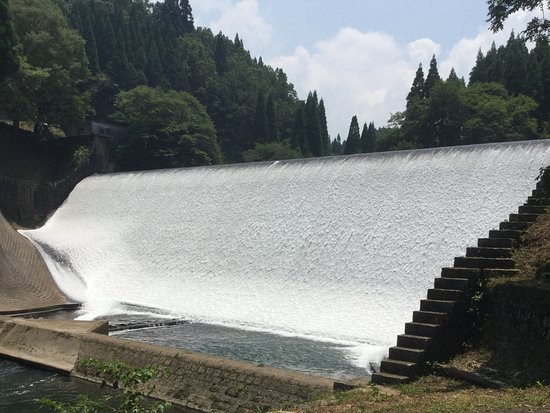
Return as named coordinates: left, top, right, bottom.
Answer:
left=20, top=140, right=550, bottom=371
left=0, top=213, right=73, bottom=315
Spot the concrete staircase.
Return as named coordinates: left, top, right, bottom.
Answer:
left=372, top=182, right=548, bottom=384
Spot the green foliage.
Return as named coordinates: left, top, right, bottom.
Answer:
left=360, top=122, right=377, bottom=153
left=112, top=86, right=222, bottom=171
left=343, top=115, right=361, bottom=154
left=487, top=0, right=550, bottom=41
left=0, top=0, right=91, bottom=134
left=0, top=0, right=20, bottom=81
left=37, top=358, right=171, bottom=413
left=71, top=145, right=91, bottom=168
left=242, top=141, right=302, bottom=162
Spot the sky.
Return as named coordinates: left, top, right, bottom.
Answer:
left=189, top=0, right=545, bottom=139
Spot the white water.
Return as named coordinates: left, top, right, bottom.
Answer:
left=20, top=141, right=550, bottom=372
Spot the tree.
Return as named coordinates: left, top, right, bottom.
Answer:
left=318, top=99, right=330, bottom=155
left=242, top=141, right=301, bottom=162
left=0, top=0, right=20, bottom=81
left=503, top=32, right=530, bottom=95
left=331, top=134, right=343, bottom=155
left=488, top=0, right=550, bottom=41
left=112, top=86, right=222, bottom=170
left=462, top=82, right=538, bottom=143
left=361, top=121, right=377, bottom=153
left=424, top=55, right=441, bottom=98
left=407, top=63, right=424, bottom=106
left=426, top=74, right=467, bottom=147
left=266, top=93, right=278, bottom=142
left=214, top=32, right=228, bottom=75
left=343, top=115, right=361, bottom=154
left=0, top=0, right=92, bottom=134
left=253, top=89, right=269, bottom=142
left=291, top=105, right=308, bottom=155
left=304, top=91, right=322, bottom=156
left=469, top=49, right=488, bottom=84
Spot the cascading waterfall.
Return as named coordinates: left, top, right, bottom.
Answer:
left=20, top=140, right=550, bottom=373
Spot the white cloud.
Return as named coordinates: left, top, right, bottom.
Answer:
left=204, top=0, right=272, bottom=57
left=268, top=28, right=430, bottom=139
left=268, top=10, right=542, bottom=140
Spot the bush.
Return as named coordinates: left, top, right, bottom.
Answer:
left=37, top=359, right=171, bottom=413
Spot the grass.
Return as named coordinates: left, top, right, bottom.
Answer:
left=512, top=212, right=550, bottom=282
left=285, top=376, right=549, bottom=413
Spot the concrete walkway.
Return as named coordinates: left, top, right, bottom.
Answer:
left=0, top=212, right=76, bottom=315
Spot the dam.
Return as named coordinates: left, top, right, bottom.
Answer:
left=17, top=140, right=550, bottom=377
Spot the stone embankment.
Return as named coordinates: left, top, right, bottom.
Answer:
left=0, top=316, right=334, bottom=412
left=0, top=212, right=77, bottom=315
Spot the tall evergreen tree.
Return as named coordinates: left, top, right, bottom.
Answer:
left=343, top=115, right=361, bottom=155
left=291, top=105, right=308, bottom=155
left=485, top=42, right=505, bottom=83
left=146, top=41, right=166, bottom=87
left=407, top=64, right=424, bottom=107
left=503, top=32, right=530, bottom=95
left=318, top=99, right=330, bottom=155
left=469, top=49, right=488, bottom=84
left=304, top=91, right=322, bottom=156
left=360, top=123, right=369, bottom=152
left=82, top=13, right=99, bottom=74
left=266, top=93, right=278, bottom=142
left=366, top=122, right=377, bottom=153
left=253, top=89, right=269, bottom=143
left=0, top=0, right=20, bottom=81
left=331, top=134, right=343, bottom=155
left=424, top=55, right=441, bottom=98
left=214, top=32, right=228, bottom=75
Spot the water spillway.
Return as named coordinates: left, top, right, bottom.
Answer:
left=20, top=140, right=550, bottom=373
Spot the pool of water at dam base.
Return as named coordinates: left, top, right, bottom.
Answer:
left=115, top=320, right=377, bottom=380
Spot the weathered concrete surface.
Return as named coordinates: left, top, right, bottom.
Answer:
left=0, top=317, right=334, bottom=412
left=0, top=317, right=107, bottom=373
left=0, top=212, right=76, bottom=315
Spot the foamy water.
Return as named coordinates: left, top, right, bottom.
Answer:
left=20, top=141, right=550, bottom=373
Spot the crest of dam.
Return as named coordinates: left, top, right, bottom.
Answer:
left=19, top=140, right=550, bottom=370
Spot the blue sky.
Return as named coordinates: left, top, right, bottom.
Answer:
left=190, top=0, right=543, bottom=139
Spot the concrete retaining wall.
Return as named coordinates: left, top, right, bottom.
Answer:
left=0, top=212, right=74, bottom=314
left=0, top=317, right=334, bottom=412
left=75, top=333, right=334, bottom=412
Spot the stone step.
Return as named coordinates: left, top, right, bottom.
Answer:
left=420, top=299, right=456, bottom=312
left=380, top=359, right=419, bottom=377
left=536, top=180, right=547, bottom=191
left=519, top=205, right=546, bottom=214
left=488, top=229, right=522, bottom=240
left=427, top=288, right=464, bottom=301
left=371, top=372, right=410, bottom=384
left=509, top=213, right=539, bottom=223
left=499, top=221, right=529, bottom=231
left=527, top=197, right=550, bottom=206
left=405, top=322, right=441, bottom=337
left=466, top=247, right=512, bottom=258
left=397, top=334, right=432, bottom=349
left=482, top=268, right=521, bottom=278
left=413, top=310, right=449, bottom=325
left=454, top=256, right=515, bottom=269
left=434, top=277, right=470, bottom=291
left=477, top=238, right=515, bottom=248
left=532, top=189, right=547, bottom=198
left=389, top=346, right=426, bottom=363
left=441, top=267, right=481, bottom=280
